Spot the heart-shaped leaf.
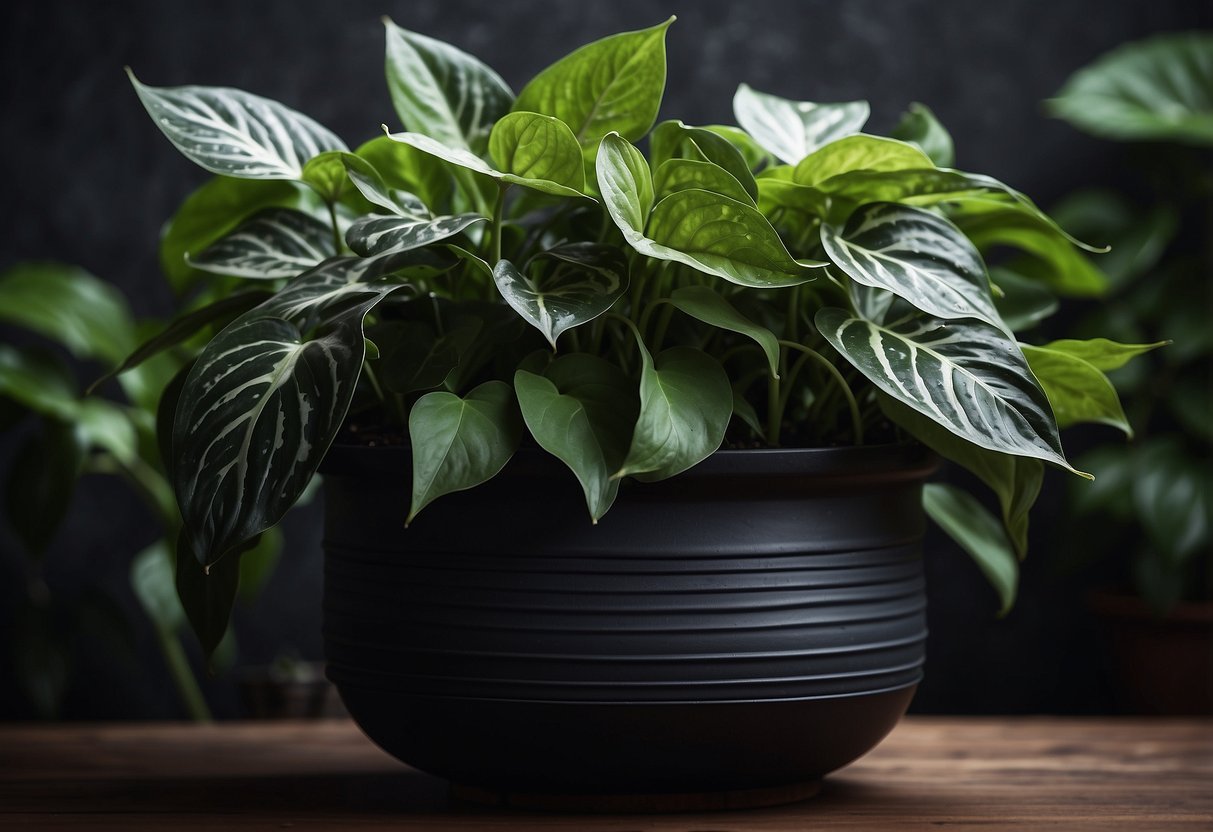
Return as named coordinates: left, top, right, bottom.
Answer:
left=616, top=337, right=732, bottom=482
left=515, top=354, right=637, bottom=521
left=489, top=111, right=585, bottom=192
left=891, top=102, right=955, bottom=167
left=795, top=135, right=933, bottom=187
left=817, top=307, right=1083, bottom=476
left=513, top=18, right=673, bottom=159
left=597, top=134, right=818, bottom=287
left=668, top=285, right=780, bottom=377
left=733, top=84, right=870, bottom=164
left=408, top=380, right=523, bottom=522
left=822, top=202, right=1004, bottom=329
left=128, top=70, right=347, bottom=179
left=924, top=483, right=1019, bottom=615
left=1021, top=342, right=1133, bottom=435
left=651, top=120, right=758, bottom=202
left=1047, top=32, right=1213, bottom=146
left=493, top=243, right=628, bottom=347
left=385, top=129, right=591, bottom=199
left=383, top=18, right=514, bottom=154
left=188, top=208, right=335, bottom=279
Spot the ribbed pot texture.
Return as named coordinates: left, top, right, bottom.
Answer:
left=322, top=443, right=935, bottom=795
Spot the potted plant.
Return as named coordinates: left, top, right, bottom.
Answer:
left=1045, top=31, right=1212, bottom=714
left=117, top=16, right=1142, bottom=805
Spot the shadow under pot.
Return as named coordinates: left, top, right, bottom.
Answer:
left=321, top=442, right=935, bottom=811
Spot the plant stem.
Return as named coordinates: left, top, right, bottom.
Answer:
left=327, top=200, right=342, bottom=254
left=155, top=623, right=212, bottom=722
left=490, top=184, right=509, bottom=264
left=767, top=369, right=782, bottom=447
left=778, top=340, right=864, bottom=444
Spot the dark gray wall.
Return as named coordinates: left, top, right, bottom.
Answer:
left=2, top=0, right=1210, bottom=718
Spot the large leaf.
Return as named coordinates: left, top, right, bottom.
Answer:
left=795, top=135, right=934, bottom=187
left=492, top=243, right=628, bottom=347
left=924, top=482, right=1019, bottom=615
left=822, top=202, right=1004, bottom=329
left=1047, top=32, right=1213, bottom=146
left=407, top=380, right=522, bottom=522
left=1022, top=341, right=1134, bottom=435
left=878, top=392, right=1042, bottom=558
left=733, top=84, right=870, bottom=164
left=383, top=19, right=514, bottom=154
left=188, top=208, right=335, bottom=279
left=172, top=260, right=404, bottom=567
left=816, top=308, right=1083, bottom=476
left=597, top=134, right=819, bottom=287
left=668, top=285, right=781, bottom=377
left=0, top=262, right=135, bottom=365
left=650, top=120, right=758, bottom=202
left=890, top=102, right=955, bottom=167
left=384, top=129, right=590, bottom=199
left=128, top=71, right=346, bottom=178
left=489, top=111, right=585, bottom=193
left=515, top=354, right=637, bottom=521
left=616, top=337, right=732, bottom=482
left=513, top=18, right=673, bottom=159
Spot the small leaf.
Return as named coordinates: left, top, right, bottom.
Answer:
left=890, top=103, right=955, bottom=167
left=175, top=537, right=239, bottom=661
left=188, top=208, right=335, bottom=279
left=383, top=19, right=514, bottom=154
left=5, top=420, right=83, bottom=558
left=513, top=18, right=673, bottom=159
left=817, top=308, right=1084, bottom=476
left=616, top=337, right=732, bottom=482
left=795, top=134, right=933, bottom=187
left=654, top=158, right=755, bottom=205
left=650, top=120, right=758, bottom=202
left=669, top=285, right=780, bottom=377
left=1022, top=342, right=1133, bottom=435
left=822, top=202, right=1004, bottom=329
left=408, top=380, right=523, bottom=522
left=924, top=483, right=1019, bottom=615
left=0, top=262, right=136, bottom=365
left=595, top=132, right=655, bottom=234
left=489, top=111, right=585, bottom=193
left=346, top=212, right=485, bottom=258
left=733, top=84, right=870, bottom=164
left=1047, top=32, right=1213, bottom=146
left=1034, top=338, right=1166, bottom=372
left=128, top=70, right=347, bottom=179
left=515, top=354, right=637, bottom=521
left=354, top=135, right=454, bottom=213
left=492, top=243, right=627, bottom=348
left=701, top=124, right=776, bottom=172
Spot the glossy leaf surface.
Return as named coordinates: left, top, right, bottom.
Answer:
left=924, top=482, right=1018, bottom=614
left=733, top=84, right=869, bottom=164
left=669, top=285, right=780, bottom=377
left=189, top=208, right=335, bottom=279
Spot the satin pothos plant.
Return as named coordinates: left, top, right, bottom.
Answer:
left=122, top=17, right=1146, bottom=654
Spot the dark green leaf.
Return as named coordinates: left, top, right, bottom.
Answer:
left=924, top=483, right=1019, bottom=615
left=13, top=601, right=70, bottom=718
left=354, top=135, right=454, bottom=214
left=990, top=266, right=1059, bottom=332
left=515, top=354, right=637, bottom=521
left=132, top=540, right=184, bottom=634
left=5, top=419, right=83, bottom=558
left=669, top=285, right=780, bottom=377
left=408, top=380, right=523, bottom=522
left=733, top=84, right=870, bottom=164
left=346, top=212, right=485, bottom=258
left=175, top=536, right=239, bottom=661
left=188, top=208, right=335, bottom=279
left=1132, top=440, right=1211, bottom=566
left=890, top=102, right=955, bottom=167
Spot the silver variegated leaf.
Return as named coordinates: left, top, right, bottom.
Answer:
left=188, top=208, right=336, bottom=279
left=822, top=202, right=1004, bottom=329
left=346, top=213, right=486, bottom=258
left=733, top=83, right=870, bottom=164
left=492, top=243, right=628, bottom=347
left=816, top=307, right=1084, bottom=475
left=383, top=19, right=514, bottom=154
left=128, top=71, right=347, bottom=179
left=172, top=257, right=415, bottom=567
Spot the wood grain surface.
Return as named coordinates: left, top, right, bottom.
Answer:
left=0, top=717, right=1210, bottom=830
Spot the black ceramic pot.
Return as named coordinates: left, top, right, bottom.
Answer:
left=321, top=443, right=935, bottom=804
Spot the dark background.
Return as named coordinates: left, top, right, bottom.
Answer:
left=2, top=0, right=1209, bottom=719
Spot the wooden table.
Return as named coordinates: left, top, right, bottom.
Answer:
left=1, top=717, right=1210, bottom=830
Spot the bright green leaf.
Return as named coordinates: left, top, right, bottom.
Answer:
left=650, top=120, right=758, bottom=202
left=1022, top=342, right=1133, bottom=435
left=489, top=111, right=586, bottom=192
left=795, top=135, right=933, bottom=187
